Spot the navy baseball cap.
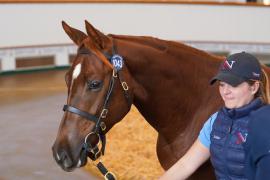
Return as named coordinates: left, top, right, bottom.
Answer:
left=210, top=52, right=261, bottom=87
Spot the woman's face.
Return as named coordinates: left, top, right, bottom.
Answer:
left=219, top=81, right=259, bottom=109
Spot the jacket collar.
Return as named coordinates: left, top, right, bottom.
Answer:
left=221, top=98, right=263, bottom=119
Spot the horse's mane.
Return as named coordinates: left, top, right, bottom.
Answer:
left=109, top=34, right=224, bottom=96
left=109, top=34, right=223, bottom=62
left=109, top=34, right=168, bottom=51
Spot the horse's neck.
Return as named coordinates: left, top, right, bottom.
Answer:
left=117, top=36, right=222, bottom=140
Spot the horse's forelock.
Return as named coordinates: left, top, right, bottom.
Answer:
left=81, top=37, right=113, bottom=70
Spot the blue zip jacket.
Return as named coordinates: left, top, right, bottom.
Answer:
left=199, top=98, right=270, bottom=179
left=197, top=98, right=270, bottom=180
left=244, top=104, right=270, bottom=180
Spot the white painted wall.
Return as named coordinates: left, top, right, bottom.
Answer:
left=0, top=3, right=270, bottom=48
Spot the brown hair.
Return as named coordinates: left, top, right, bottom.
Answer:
left=248, top=68, right=270, bottom=104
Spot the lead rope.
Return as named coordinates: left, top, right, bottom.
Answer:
left=92, top=160, right=116, bottom=180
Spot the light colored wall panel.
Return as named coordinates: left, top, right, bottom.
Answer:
left=0, top=3, right=270, bottom=48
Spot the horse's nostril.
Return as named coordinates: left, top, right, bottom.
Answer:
left=52, top=144, right=76, bottom=171
left=59, top=150, right=73, bottom=170
left=59, top=150, right=67, bottom=161
left=52, top=145, right=61, bottom=162
left=54, top=152, right=61, bottom=162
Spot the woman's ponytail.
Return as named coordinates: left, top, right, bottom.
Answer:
left=259, top=68, right=270, bottom=104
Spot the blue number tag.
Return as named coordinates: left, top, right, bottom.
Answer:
left=110, top=54, right=124, bottom=71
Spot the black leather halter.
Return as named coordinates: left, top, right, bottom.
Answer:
left=62, top=38, right=131, bottom=179
left=63, top=70, right=116, bottom=157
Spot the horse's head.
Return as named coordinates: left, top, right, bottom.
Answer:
left=52, top=21, right=133, bottom=171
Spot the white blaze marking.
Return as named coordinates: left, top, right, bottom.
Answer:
left=67, top=63, right=81, bottom=103
left=72, top=63, right=81, bottom=80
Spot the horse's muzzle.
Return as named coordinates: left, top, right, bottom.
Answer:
left=52, top=145, right=88, bottom=172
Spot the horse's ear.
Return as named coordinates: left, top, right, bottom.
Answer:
left=85, top=20, right=109, bottom=49
left=62, top=21, right=87, bottom=46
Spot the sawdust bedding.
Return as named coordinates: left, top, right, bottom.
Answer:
left=85, top=106, right=164, bottom=180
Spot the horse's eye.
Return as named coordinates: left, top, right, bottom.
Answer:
left=87, top=80, right=103, bottom=91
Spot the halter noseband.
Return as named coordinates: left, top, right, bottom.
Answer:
left=62, top=38, right=131, bottom=180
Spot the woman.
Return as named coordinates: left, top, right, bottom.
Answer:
left=159, top=52, right=270, bottom=180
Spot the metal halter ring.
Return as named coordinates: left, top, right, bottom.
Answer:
left=84, top=132, right=101, bottom=145
left=84, top=132, right=102, bottom=159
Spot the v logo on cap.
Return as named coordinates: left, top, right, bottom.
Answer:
left=222, top=60, right=236, bottom=70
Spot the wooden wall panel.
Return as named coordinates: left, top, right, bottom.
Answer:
left=16, top=56, right=54, bottom=68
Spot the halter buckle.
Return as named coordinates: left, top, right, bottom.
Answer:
left=84, top=132, right=102, bottom=160
left=121, top=82, right=129, bottom=91
left=105, top=171, right=117, bottom=180
left=90, top=146, right=102, bottom=160
left=100, top=121, right=107, bottom=131
left=113, top=69, right=117, bottom=77
left=100, top=109, right=108, bottom=118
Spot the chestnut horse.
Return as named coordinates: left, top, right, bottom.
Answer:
left=52, top=21, right=269, bottom=179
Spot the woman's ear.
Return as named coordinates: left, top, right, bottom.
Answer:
left=251, top=81, right=260, bottom=95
